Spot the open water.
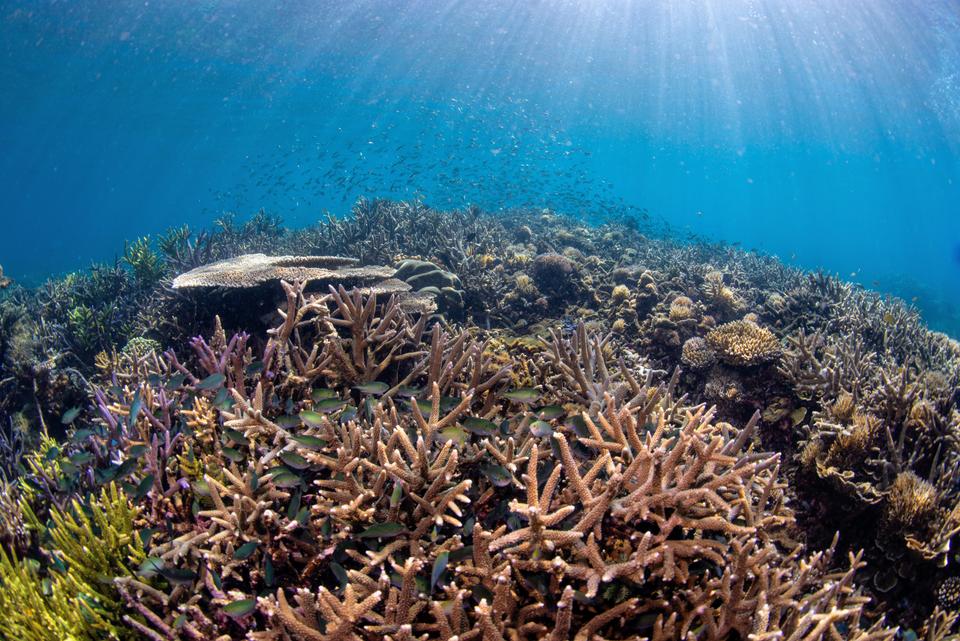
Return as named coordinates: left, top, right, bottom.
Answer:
left=2, top=0, right=959, bottom=334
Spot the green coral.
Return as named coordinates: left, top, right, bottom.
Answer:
left=122, top=236, right=165, bottom=285
left=157, top=225, right=192, bottom=258
left=0, top=547, right=99, bottom=641
left=120, top=336, right=161, bottom=358
left=0, top=483, right=146, bottom=641
left=67, top=304, right=101, bottom=354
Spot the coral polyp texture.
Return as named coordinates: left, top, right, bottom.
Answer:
left=706, top=319, right=782, bottom=367
left=1, top=199, right=959, bottom=639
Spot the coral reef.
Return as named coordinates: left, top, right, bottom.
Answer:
left=1, top=199, right=959, bottom=638
left=172, top=254, right=371, bottom=289
left=1, top=284, right=898, bottom=640
left=706, top=319, right=782, bottom=367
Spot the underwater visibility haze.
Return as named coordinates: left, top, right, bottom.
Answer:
left=2, top=1, right=960, bottom=640
left=2, top=0, right=960, bottom=331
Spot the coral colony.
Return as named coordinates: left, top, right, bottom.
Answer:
left=0, top=198, right=959, bottom=640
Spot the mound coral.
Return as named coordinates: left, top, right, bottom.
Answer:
left=680, top=336, right=716, bottom=371
left=530, top=253, right=577, bottom=297
left=706, top=319, right=782, bottom=367
left=393, top=259, right=465, bottom=314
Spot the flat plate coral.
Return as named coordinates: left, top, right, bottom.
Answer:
left=171, top=254, right=395, bottom=290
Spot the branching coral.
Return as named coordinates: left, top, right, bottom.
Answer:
left=27, top=288, right=890, bottom=640
left=6, top=200, right=960, bottom=637
left=0, top=482, right=145, bottom=641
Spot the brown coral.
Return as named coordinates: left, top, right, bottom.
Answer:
left=530, top=253, right=577, bottom=296
left=681, top=336, right=716, bottom=371
left=885, top=471, right=938, bottom=531
left=707, top=319, right=782, bottom=367
left=668, top=296, right=696, bottom=322
left=702, top=270, right=743, bottom=317
left=634, top=271, right=660, bottom=320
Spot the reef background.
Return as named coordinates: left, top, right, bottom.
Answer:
left=2, top=0, right=960, bottom=336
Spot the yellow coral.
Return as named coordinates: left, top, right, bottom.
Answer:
left=825, top=413, right=878, bottom=468
left=514, top=273, right=537, bottom=295
left=886, top=471, right=938, bottom=530
left=507, top=252, right=532, bottom=267
left=611, top=284, right=631, bottom=303
left=706, top=319, right=781, bottom=367
left=0, top=547, right=104, bottom=641
left=830, top=392, right=856, bottom=422
left=5, top=483, right=144, bottom=641
left=668, top=296, right=696, bottom=322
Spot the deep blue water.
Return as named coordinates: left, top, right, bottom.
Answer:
left=2, top=1, right=959, bottom=334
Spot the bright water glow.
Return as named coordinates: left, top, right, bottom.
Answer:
left=1, top=0, right=959, bottom=333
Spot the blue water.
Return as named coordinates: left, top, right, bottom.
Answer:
left=2, top=1, right=960, bottom=333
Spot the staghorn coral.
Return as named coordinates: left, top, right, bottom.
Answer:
left=0, top=545, right=102, bottom=641
left=4, top=281, right=900, bottom=641
left=123, top=236, right=167, bottom=285
left=706, top=318, right=782, bottom=367
left=6, top=200, right=960, bottom=634
left=0, top=482, right=145, bottom=641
